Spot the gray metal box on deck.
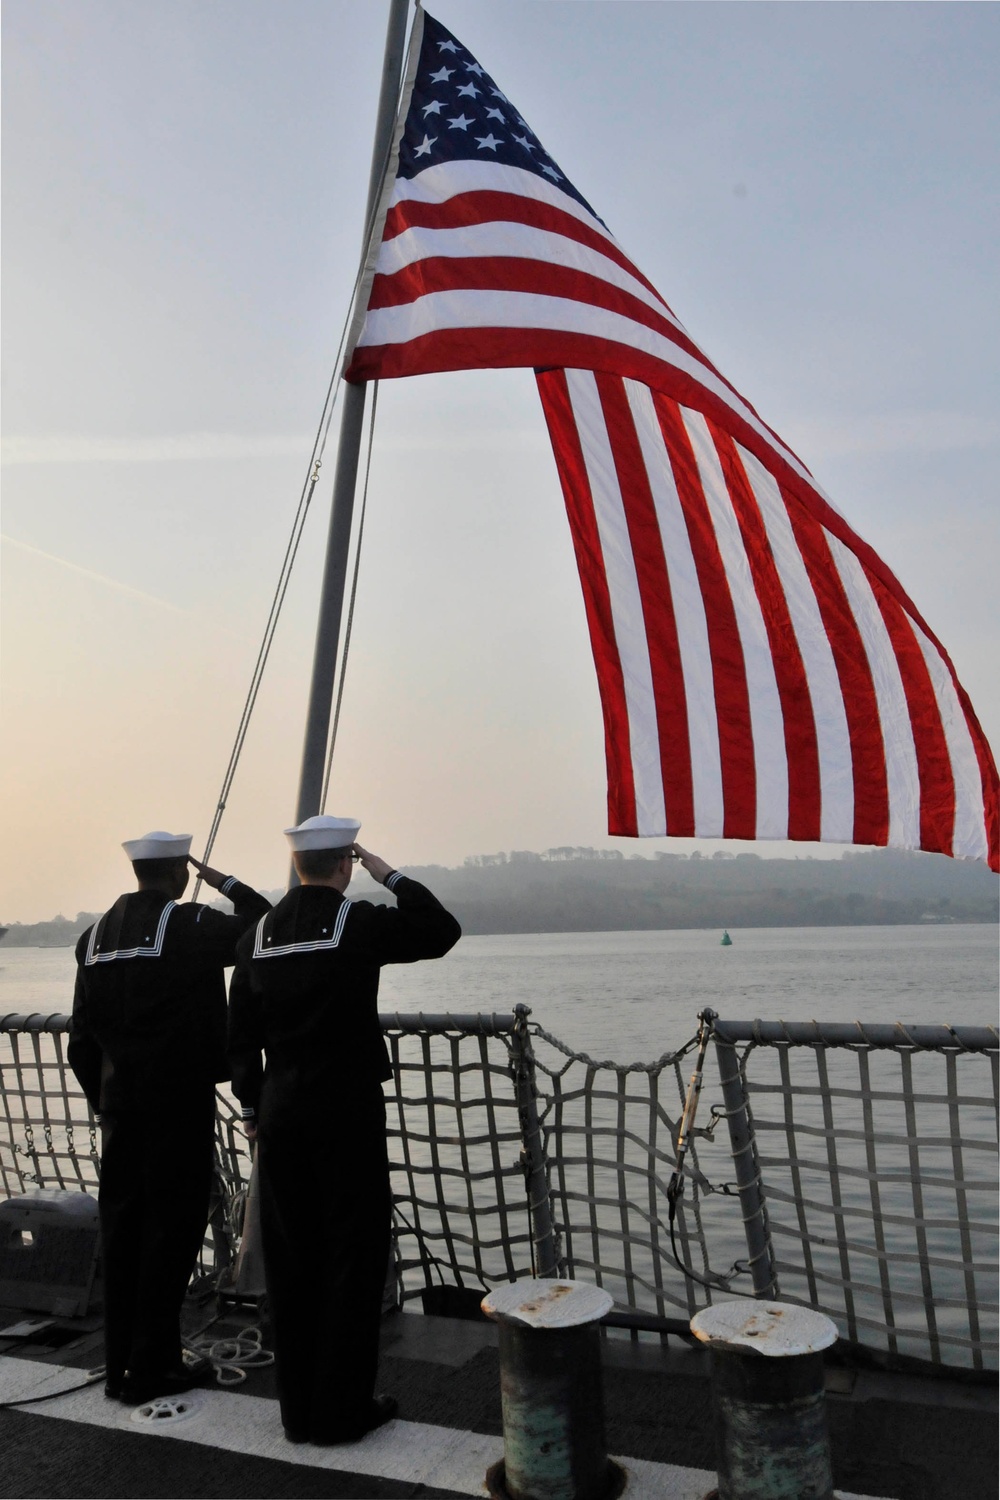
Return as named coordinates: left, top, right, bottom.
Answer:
left=0, top=1189, right=100, bottom=1316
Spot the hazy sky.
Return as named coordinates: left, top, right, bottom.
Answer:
left=3, top=1, right=998, bottom=922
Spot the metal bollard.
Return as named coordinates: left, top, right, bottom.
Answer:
left=482, top=1279, right=625, bottom=1500
left=690, top=1299, right=838, bottom=1500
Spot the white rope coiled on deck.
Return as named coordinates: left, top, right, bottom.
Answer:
left=184, top=1327, right=273, bottom=1388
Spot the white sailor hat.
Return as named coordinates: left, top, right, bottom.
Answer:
left=122, top=830, right=193, bottom=862
left=284, top=814, right=361, bottom=852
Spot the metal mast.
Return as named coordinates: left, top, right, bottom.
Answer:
left=292, top=0, right=410, bottom=831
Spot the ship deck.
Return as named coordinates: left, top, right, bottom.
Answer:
left=1, top=1301, right=995, bottom=1500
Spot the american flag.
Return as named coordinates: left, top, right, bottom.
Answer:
left=345, top=9, right=998, bottom=869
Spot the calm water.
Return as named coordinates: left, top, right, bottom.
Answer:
left=1, top=924, right=996, bottom=1058
left=376, top=923, right=998, bottom=1057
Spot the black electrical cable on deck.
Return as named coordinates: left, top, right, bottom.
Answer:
left=0, top=1372, right=105, bottom=1407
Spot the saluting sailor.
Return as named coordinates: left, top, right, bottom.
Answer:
left=227, top=814, right=461, bottom=1446
left=68, top=830, right=271, bottom=1404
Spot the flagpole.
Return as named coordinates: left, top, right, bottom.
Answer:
left=292, top=0, right=410, bottom=836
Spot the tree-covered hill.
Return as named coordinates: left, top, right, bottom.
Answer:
left=3, top=847, right=996, bottom=946
left=353, top=846, right=998, bottom=935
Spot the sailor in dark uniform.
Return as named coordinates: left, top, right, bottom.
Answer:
left=227, top=814, right=461, bottom=1445
left=68, top=829, right=271, bottom=1404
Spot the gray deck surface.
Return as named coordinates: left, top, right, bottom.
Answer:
left=1, top=1302, right=995, bottom=1499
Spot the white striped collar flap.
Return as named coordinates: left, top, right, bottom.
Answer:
left=85, top=901, right=176, bottom=966
left=253, top=898, right=353, bottom=960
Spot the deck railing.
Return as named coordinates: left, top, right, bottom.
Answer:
left=710, top=1018, right=999, bottom=1371
left=1, top=1007, right=996, bottom=1370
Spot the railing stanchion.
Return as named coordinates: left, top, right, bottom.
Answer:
left=713, top=1036, right=776, bottom=1297
left=511, top=1005, right=560, bottom=1278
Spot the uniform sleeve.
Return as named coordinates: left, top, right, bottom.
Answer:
left=66, top=938, right=102, bottom=1115
left=363, top=873, right=462, bottom=966
left=227, top=947, right=264, bottom=1120
left=191, top=879, right=272, bottom=966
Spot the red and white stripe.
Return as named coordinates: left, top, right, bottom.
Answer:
left=537, top=369, right=998, bottom=866
left=345, top=158, right=813, bottom=484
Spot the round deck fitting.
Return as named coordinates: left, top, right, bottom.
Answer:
left=129, top=1390, right=206, bottom=1426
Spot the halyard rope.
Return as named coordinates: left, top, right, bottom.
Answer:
left=320, top=380, right=380, bottom=811
left=192, top=119, right=399, bottom=897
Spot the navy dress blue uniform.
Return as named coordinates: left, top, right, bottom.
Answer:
left=228, top=869, right=461, bottom=1442
left=69, top=874, right=270, bottom=1392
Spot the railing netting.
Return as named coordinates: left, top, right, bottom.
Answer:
left=1, top=1009, right=996, bottom=1371
left=713, top=1020, right=999, bottom=1370
left=527, top=1025, right=747, bottom=1319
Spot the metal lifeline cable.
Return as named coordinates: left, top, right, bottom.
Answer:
left=192, top=405, right=336, bottom=902
left=320, top=380, right=380, bottom=812
left=192, top=106, right=402, bottom=898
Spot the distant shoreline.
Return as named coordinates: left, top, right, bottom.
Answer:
left=4, top=846, right=997, bottom=942
left=0, top=916, right=996, bottom=954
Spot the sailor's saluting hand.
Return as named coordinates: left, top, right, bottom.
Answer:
left=188, top=855, right=227, bottom=890
left=354, top=844, right=393, bottom=886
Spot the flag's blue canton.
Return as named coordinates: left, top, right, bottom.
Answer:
left=397, top=12, right=603, bottom=225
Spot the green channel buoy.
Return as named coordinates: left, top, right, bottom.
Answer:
left=721, top=930, right=733, bottom=946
